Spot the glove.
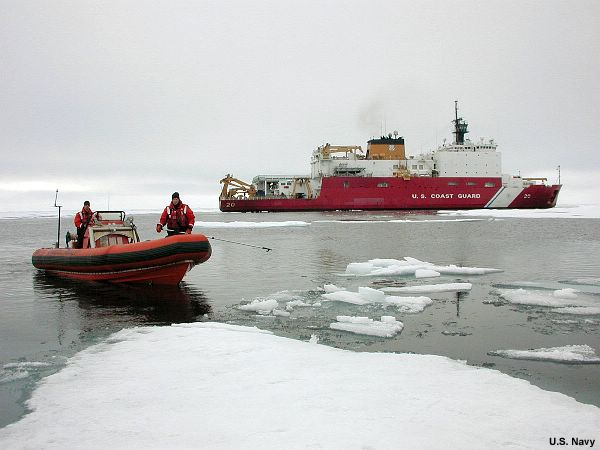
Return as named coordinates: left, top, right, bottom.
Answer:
left=185, top=228, right=192, bottom=234
left=156, top=224, right=163, bottom=233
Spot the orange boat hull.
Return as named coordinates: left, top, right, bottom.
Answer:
left=32, top=234, right=211, bottom=285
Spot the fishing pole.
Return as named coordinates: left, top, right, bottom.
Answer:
left=208, top=236, right=272, bottom=252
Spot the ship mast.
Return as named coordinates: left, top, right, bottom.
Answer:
left=452, top=100, right=469, bottom=145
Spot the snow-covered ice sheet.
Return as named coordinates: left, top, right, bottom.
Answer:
left=489, top=345, right=600, bottom=364
left=1, top=323, right=598, bottom=448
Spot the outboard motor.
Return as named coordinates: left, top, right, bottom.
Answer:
left=65, top=231, right=77, bottom=248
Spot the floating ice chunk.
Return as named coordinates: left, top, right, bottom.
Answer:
left=382, top=283, right=472, bottom=294
left=415, top=269, right=441, bottom=278
left=238, top=299, right=279, bottom=315
left=323, top=284, right=346, bottom=293
left=345, top=263, right=378, bottom=275
left=309, top=334, right=319, bottom=344
left=358, top=286, right=385, bottom=302
left=497, top=288, right=597, bottom=308
left=272, top=309, right=291, bottom=317
left=321, top=291, right=371, bottom=305
left=403, top=257, right=429, bottom=265
left=553, top=288, right=579, bottom=299
left=0, top=368, right=30, bottom=383
left=323, top=286, right=432, bottom=312
left=489, top=345, right=600, bottom=364
left=342, top=257, right=500, bottom=277
left=3, top=362, right=52, bottom=369
left=384, top=296, right=433, bottom=313
left=551, top=307, right=600, bottom=315
left=286, top=300, right=310, bottom=308
left=330, top=316, right=404, bottom=337
left=436, top=265, right=502, bottom=275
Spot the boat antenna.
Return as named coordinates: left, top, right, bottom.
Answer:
left=54, top=189, right=62, bottom=249
left=208, top=236, right=272, bottom=252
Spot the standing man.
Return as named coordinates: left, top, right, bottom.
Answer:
left=156, top=192, right=195, bottom=236
left=74, top=200, right=95, bottom=248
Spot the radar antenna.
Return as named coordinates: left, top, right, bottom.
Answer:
left=452, top=100, right=469, bottom=145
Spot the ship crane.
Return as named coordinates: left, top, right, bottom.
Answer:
left=320, top=144, right=363, bottom=159
left=219, top=174, right=257, bottom=199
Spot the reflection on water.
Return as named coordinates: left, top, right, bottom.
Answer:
left=32, top=272, right=212, bottom=325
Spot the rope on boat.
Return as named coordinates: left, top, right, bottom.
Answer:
left=165, top=231, right=272, bottom=252
left=207, top=236, right=272, bottom=252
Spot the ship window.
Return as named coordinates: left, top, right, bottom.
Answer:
left=448, top=182, right=458, bottom=186
left=412, top=165, right=418, bottom=169
left=418, top=165, right=423, bottom=170
left=467, top=182, right=477, bottom=186
left=484, top=182, right=496, bottom=187
left=377, top=182, right=389, bottom=188
left=343, top=181, right=350, bottom=188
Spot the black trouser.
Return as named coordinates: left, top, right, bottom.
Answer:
left=76, top=226, right=86, bottom=248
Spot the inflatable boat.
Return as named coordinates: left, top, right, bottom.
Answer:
left=32, top=211, right=211, bottom=285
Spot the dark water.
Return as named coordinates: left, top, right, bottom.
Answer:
left=1, top=211, right=599, bottom=427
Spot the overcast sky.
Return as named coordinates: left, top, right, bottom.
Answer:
left=1, top=0, right=598, bottom=213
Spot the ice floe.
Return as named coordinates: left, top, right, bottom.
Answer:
left=551, top=307, right=600, bottom=315
left=497, top=288, right=600, bottom=311
left=238, top=298, right=279, bottom=315
left=438, top=204, right=600, bottom=219
left=330, top=316, right=404, bottom=337
left=343, top=257, right=501, bottom=277
left=237, top=290, right=323, bottom=316
left=322, top=286, right=433, bottom=313
left=553, top=288, right=579, bottom=299
left=323, top=284, right=346, bottom=293
left=384, top=295, right=434, bottom=313
left=488, top=345, right=600, bottom=364
left=1, top=361, right=59, bottom=384
left=1, top=323, right=599, bottom=448
left=381, top=282, right=472, bottom=294
left=415, top=269, right=440, bottom=278
left=570, top=277, right=600, bottom=286
left=198, top=220, right=309, bottom=228
left=313, top=218, right=484, bottom=224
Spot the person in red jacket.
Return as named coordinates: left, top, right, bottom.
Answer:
left=73, top=200, right=96, bottom=248
left=156, top=192, right=195, bottom=236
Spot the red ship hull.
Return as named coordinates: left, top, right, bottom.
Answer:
left=220, top=177, right=561, bottom=212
